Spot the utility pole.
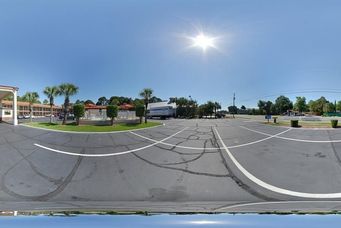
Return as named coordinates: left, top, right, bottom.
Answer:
left=232, top=93, right=236, bottom=118
left=233, top=93, right=235, bottom=107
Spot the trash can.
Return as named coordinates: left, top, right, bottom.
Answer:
left=273, top=117, right=277, bottom=123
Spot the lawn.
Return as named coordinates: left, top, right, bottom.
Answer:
left=265, top=121, right=336, bottom=128
left=25, top=121, right=162, bottom=132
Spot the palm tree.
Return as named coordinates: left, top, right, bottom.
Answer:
left=43, top=86, right=60, bottom=123
left=214, top=102, right=221, bottom=118
left=139, top=88, right=153, bottom=123
left=58, top=83, right=79, bottom=125
left=22, top=92, right=40, bottom=122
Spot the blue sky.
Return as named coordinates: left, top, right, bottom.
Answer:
left=1, top=0, right=341, bottom=108
left=2, top=214, right=341, bottom=228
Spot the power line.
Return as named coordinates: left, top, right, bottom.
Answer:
left=239, top=89, right=341, bottom=103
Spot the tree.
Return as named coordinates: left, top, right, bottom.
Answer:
left=294, top=96, right=307, bottom=113
left=22, top=92, right=39, bottom=122
left=75, top=99, right=84, bottom=104
left=257, top=100, right=266, bottom=115
left=149, top=96, right=163, bottom=103
left=59, top=83, right=79, bottom=125
left=264, top=101, right=273, bottom=115
left=275, top=95, right=293, bottom=114
left=337, top=101, right=341, bottom=112
left=323, top=102, right=335, bottom=113
left=110, top=98, right=119, bottom=106
left=133, top=98, right=144, bottom=107
left=106, top=105, right=118, bottom=125
left=175, top=97, right=197, bottom=118
left=241, top=105, right=246, bottom=110
left=257, top=100, right=273, bottom=115
left=43, top=99, right=48, bottom=104
left=139, top=88, right=153, bottom=123
left=135, top=105, right=145, bottom=124
left=108, top=96, right=133, bottom=106
left=73, top=104, right=85, bottom=125
left=169, top=97, right=177, bottom=103
left=96, top=96, right=108, bottom=106
left=214, top=102, right=221, bottom=118
left=228, top=105, right=238, bottom=117
left=84, top=100, right=95, bottom=105
left=43, top=86, right=59, bottom=123
left=309, top=96, right=329, bottom=115
left=206, top=101, right=215, bottom=117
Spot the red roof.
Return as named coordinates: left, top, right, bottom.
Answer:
left=85, top=104, right=106, bottom=110
left=120, top=103, right=134, bottom=110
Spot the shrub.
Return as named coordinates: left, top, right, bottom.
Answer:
left=107, top=105, right=118, bottom=125
left=290, top=120, right=299, bottom=127
left=135, top=105, right=145, bottom=124
left=73, top=104, right=85, bottom=125
left=331, top=120, right=338, bottom=128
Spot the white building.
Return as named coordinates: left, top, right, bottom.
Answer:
left=0, top=85, right=18, bottom=125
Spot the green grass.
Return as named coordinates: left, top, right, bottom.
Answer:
left=265, top=121, right=337, bottom=128
left=25, top=121, right=161, bottom=132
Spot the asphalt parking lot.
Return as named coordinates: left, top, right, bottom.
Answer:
left=2, top=118, right=341, bottom=212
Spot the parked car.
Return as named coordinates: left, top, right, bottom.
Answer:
left=59, top=114, right=75, bottom=120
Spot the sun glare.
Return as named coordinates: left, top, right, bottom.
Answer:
left=189, top=33, right=217, bottom=52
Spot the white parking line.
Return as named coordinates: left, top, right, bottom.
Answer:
left=34, top=127, right=187, bottom=157
left=130, top=131, right=218, bottom=150
left=131, top=128, right=291, bottom=150
left=241, top=126, right=341, bottom=143
left=227, top=128, right=291, bottom=149
left=215, top=200, right=341, bottom=211
left=214, top=127, right=341, bottom=198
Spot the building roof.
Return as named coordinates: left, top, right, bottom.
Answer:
left=1, top=100, right=62, bottom=108
left=120, top=103, right=134, bottom=110
left=0, top=85, right=18, bottom=100
left=0, top=85, right=18, bottom=91
left=85, top=104, right=106, bottom=110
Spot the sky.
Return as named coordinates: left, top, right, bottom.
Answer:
left=1, top=0, right=341, bottom=108
left=2, top=214, right=341, bottom=228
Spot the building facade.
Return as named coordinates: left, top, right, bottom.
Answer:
left=1, top=100, right=62, bottom=117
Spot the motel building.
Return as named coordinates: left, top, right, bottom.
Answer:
left=83, top=103, right=136, bottom=120
left=0, top=85, right=62, bottom=125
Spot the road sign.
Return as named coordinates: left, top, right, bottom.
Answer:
left=265, top=115, right=272, bottom=120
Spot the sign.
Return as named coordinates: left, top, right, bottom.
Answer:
left=265, top=115, right=272, bottom=120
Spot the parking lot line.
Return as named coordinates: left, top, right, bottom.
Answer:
left=214, top=127, right=341, bottom=198
left=241, top=126, right=341, bottom=143
left=34, top=127, right=187, bottom=157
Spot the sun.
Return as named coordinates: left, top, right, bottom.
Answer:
left=189, top=33, right=217, bottom=52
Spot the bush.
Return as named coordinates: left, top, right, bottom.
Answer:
left=291, top=120, right=299, bottom=127
left=73, top=104, right=85, bottom=125
left=331, top=120, right=338, bottom=128
left=107, top=105, right=118, bottom=125
left=135, top=105, right=145, bottom=124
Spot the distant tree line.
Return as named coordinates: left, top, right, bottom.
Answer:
left=242, top=95, right=338, bottom=116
